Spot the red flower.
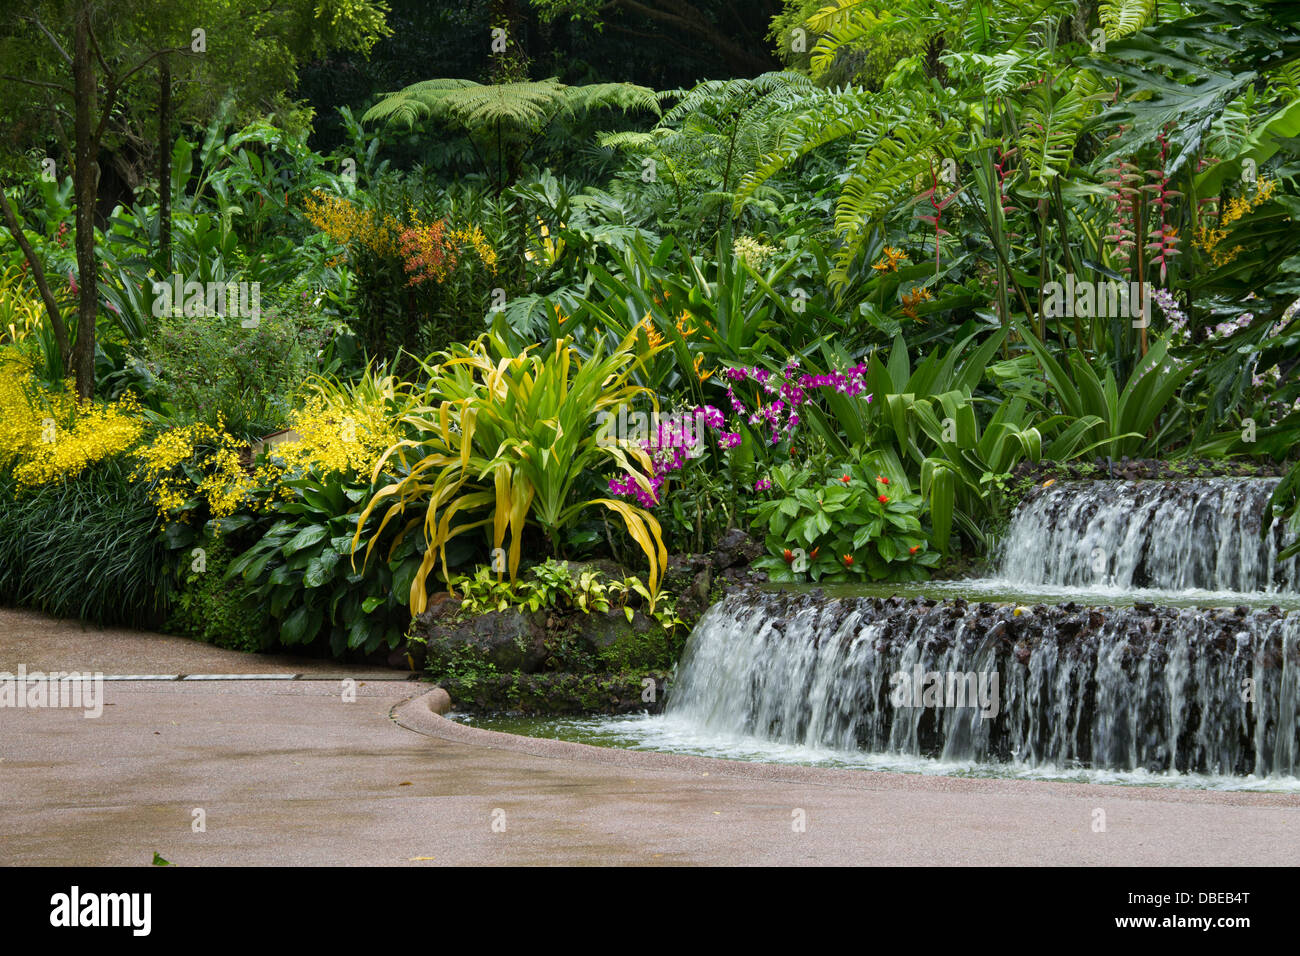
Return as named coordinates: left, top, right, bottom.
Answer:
left=840, top=474, right=851, bottom=483
left=782, top=549, right=794, bottom=564
left=842, top=554, right=854, bottom=566
left=809, top=546, right=820, bottom=560
left=909, top=545, right=920, bottom=554
left=878, top=494, right=889, bottom=504
left=877, top=476, right=889, bottom=484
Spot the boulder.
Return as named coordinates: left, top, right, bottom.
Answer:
left=415, top=606, right=549, bottom=674
left=713, top=528, right=763, bottom=569
left=575, top=608, right=671, bottom=671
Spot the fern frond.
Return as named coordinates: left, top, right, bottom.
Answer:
left=363, top=78, right=660, bottom=136
left=1100, top=0, right=1157, bottom=39
left=831, top=116, right=961, bottom=283
left=1019, top=71, right=1099, bottom=186
left=733, top=87, right=884, bottom=212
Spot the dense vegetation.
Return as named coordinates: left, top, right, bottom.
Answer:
left=0, top=0, right=1297, bottom=661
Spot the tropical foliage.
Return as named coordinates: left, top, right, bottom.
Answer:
left=0, top=0, right=1297, bottom=661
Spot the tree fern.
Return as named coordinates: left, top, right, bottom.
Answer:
left=732, top=86, right=888, bottom=211
left=596, top=72, right=823, bottom=236
left=363, top=77, right=661, bottom=190
left=363, top=78, right=661, bottom=135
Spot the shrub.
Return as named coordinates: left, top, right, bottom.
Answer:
left=0, top=459, right=168, bottom=626
left=748, top=452, right=939, bottom=582
left=167, top=539, right=271, bottom=652
left=136, top=307, right=330, bottom=440
left=356, top=329, right=670, bottom=613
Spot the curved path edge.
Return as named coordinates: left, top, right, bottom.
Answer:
left=391, top=690, right=1300, bottom=807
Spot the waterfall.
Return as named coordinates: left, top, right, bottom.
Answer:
left=667, top=589, right=1300, bottom=776
left=996, top=478, right=1298, bottom=594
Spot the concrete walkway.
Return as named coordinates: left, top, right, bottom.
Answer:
left=3, top=608, right=1299, bottom=866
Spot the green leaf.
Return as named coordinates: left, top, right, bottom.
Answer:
left=282, top=525, right=328, bottom=557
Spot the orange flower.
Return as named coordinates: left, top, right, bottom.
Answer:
left=638, top=316, right=664, bottom=348
left=901, top=286, right=934, bottom=320
left=872, top=246, right=908, bottom=272
left=842, top=554, right=854, bottom=566
left=878, top=494, right=889, bottom=503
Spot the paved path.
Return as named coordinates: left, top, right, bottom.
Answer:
left=3, top=608, right=1299, bottom=865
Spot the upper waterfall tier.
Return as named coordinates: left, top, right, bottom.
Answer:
left=997, top=478, right=1297, bottom=595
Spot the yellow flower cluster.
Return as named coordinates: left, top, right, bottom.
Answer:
left=1195, top=178, right=1277, bottom=267
left=901, top=285, right=934, bottom=320
left=256, top=392, right=401, bottom=486
left=732, top=235, right=779, bottom=270
left=303, top=191, right=401, bottom=259
left=452, top=224, right=499, bottom=274
left=0, top=351, right=144, bottom=488
left=638, top=314, right=665, bottom=349
left=132, top=421, right=253, bottom=520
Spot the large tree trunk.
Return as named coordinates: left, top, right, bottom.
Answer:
left=71, top=1, right=99, bottom=400
left=159, top=54, right=171, bottom=272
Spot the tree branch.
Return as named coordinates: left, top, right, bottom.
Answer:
left=25, top=14, right=73, bottom=67
left=0, top=190, right=72, bottom=367
left=0, top=75, right=74, bottom=95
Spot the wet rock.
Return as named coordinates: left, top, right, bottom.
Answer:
left=713, top=528, right=763, bottom=569
left=416, top=606, right=549, bottom=674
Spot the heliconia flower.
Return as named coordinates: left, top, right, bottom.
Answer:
left=840, top=474, right=851, bottom=484
left=842, top=554, right=854, bottom=566
left=878, top=494, right=889, bottom=503
left=783, top=549, right=794, bottom=564
left=877, top=476, right=889, bottom=484
left=809, top=546, right=820, bottom=560
left=909, top=545, right=920, bottom=554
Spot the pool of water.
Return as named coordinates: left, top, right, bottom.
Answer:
left=452, top=710, right=1300, bottom=793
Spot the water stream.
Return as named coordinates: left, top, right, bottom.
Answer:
left=468, top=478, right=1300, bottom=789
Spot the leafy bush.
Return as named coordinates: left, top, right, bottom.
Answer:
left=137, top=307, right=331, bottom=440
left=224, top=470, right=423, bottom=656
left=749, top=452, right=939, bottom=582
left=449, top=558, right=677, bottom=628
left=0, top=460, right=168, bottom=626
left=356, top=328, right=670, bottom=613
left=167, top=539, right=271, bottom=652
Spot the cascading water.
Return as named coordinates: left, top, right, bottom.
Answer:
left=996, top=478, right=1298, bottom=594
left=666, top=590, right=1300, bottom=777
left=660, top=478, right=1300, bottom=781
